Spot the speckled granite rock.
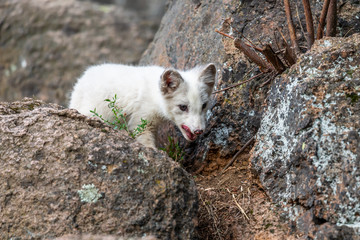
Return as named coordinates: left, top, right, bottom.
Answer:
left=251, top=33, right=360, bottom=239
left=0, top=98, right=198, bottom=239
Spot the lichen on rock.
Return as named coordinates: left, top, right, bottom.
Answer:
left=0, top=98, right=198, bottom=239
left=251, top=33, right=360, bottom=239
left=77, top=184, right=102, bottom=203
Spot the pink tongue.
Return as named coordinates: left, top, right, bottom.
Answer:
left=181, top=125, right=196, bottom=140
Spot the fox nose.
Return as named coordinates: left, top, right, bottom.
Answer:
left=194, top=129, right=203, bottom=135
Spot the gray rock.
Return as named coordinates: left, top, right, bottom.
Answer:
left=0, top=0, right=161, bottom=106
left=251, top=34, right=360, bottom=239
left=0, top=98, right=198, bottom=239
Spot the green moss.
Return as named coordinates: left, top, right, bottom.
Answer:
left=265, top=223, right=273, bottom=230
left=346, top=69, right=354, bottom=78
left=346, top=93, right=359, bottom=103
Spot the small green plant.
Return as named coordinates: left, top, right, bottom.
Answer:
left=90, top=94, right=147, bottom=138
left=160, top=136, right=185, bottom=162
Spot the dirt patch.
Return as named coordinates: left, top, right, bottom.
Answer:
left=192, top=151, right=301, bottom=240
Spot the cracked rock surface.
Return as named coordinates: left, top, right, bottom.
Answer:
left=251, top=33, right=360, bottom=239
left=0, top=98, right=198, bottom=239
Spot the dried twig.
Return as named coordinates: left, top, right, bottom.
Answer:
left=234, top=38, right=271, bottom=72
left=326, top=0, right=337, bottom=37
left=226, top=189, right=250, bottom=221
left=302, top=0, right=315, bottom=47
left=222, top=135, right=255, bottom=173
left=212, top=72, right=264, bottom=94
left=260, top=71, right=277, bottom=88
left=316, top=0, right=331, bottom=39
left=215, top=30, right=261, bottom=50
left=230, top=25, right=263, bottom=51
left=215, top=29, right=234, bottom=39
left=295, top=3, right=307, bottom=44
left=344, top=27, right=355, bottom=37
left=284, top=0, right=300, bottom=54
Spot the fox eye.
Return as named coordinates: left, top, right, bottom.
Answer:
left=202, top=103, right=207, bottom=110
left=179, top=105, right=188, bottom=112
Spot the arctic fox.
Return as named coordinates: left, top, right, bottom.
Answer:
left=69, top=63, right=216, bottom=148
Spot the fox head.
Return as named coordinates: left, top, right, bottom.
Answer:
left=160, top=63, right=216, bottom=142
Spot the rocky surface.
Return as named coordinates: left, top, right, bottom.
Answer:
left=0, top=0, right=164, bottom=106
left=0, top=98, right=198, bottom=239
left=140, top=0, right=360, bottom=170
left=139, top=0, right=360, bottom=238
left=140, top=0, right=360, bottom=172
left=251, top=34, right=360, bottom=239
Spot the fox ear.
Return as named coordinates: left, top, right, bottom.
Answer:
left=199, top=63, right=216, bottom=90
left=160, top=69, right=184, bottom=95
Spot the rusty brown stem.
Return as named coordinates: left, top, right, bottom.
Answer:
left=277, top=28, right=297, bottom=65
left=215, top=29, right=234, bottom=39
left=212, top=72, right=264, bottom=94
left=222, top=135, right=255, bottom=173
left=284, top=45, right=297, bottom=66
left=284, top=0, right=300, bottom=54
left=302, top=0, right=315, bottom=47
left=261, top=45, right=286, bottom=74
left=316, top=0, right=331, bottom=39
left=234, top=38, right=271, bottom=72
left=326, top=0, right=337, bottom=37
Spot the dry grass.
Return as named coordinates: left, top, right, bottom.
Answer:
left=193, top=153, right=301, bottom=240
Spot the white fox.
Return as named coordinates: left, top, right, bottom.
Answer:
left=69, top=63, right=216, bottom=148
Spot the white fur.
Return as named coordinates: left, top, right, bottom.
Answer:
left=69, top=63, right=216, bottom=148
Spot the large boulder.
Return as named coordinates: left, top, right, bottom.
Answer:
left=0, top=0, right=163, bottom=106
left=140, top=0, right=360, bottom=172
left=0, top=98, right=198, bottom=239
left=251, top=34, right=360, bottom=239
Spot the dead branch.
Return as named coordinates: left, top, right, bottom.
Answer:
left=326, top=0, right=337, bottom=37
left=284, top=42, right=297, bottom=66
left=212, top=72, right=264, bottom=94
left=284, top=0, right=300, bottom=54
left=215, top=29, right=234, bottom=39
left=215, top=30, right=261, bottom=51
left=316, top=0, right=331, bottom=39
left=295, top=3, right=307, bottom=45
left=277, top=28, right=297, bottom=65
left=222, top=135, right=255, bottom=173
left=260, top=71, right=278, bottom=88
left=226, top=189, right=250, bottom=222
left=230, top=25, right=263, bottom=51
left=261, top=45, right=286, bottom=74
left=234, top=38, right=272, bottom=72
left=302, top=0, right=315, bottom=47
left=344, top=27, right=355, bottom=37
